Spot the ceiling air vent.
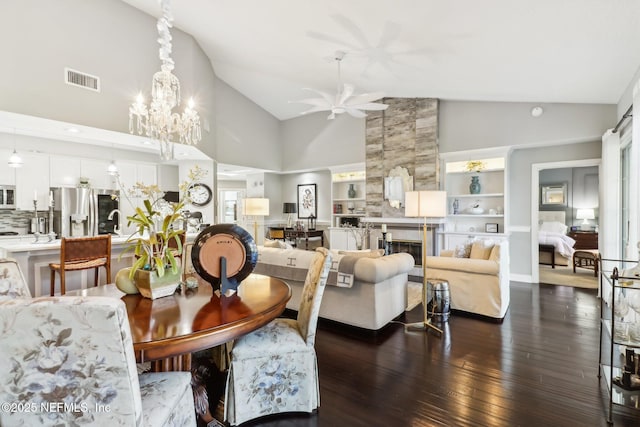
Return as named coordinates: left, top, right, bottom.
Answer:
left=64, top=68, right=100, bottom=92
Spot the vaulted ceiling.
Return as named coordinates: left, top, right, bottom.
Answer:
left=122, top=0, right=640, bottom=120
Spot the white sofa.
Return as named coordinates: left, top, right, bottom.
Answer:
left=425, top=239, right=510, bottom=320
left=254, top=247, right=415, bottom=330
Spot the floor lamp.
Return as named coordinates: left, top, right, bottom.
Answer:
left=404, top=190, right=447, bottom=335
left=243, top=198, right=269, bottom=244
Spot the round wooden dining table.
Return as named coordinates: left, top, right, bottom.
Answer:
left=67, top=273, right=291, bottom=371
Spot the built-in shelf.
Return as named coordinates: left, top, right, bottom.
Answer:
left=441, top=153, right=508, bottom=250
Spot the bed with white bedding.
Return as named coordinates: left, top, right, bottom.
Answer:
left=538, top=211, right=575, bottom=267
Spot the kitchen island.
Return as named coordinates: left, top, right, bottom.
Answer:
left=0, top=233, right=198, bottom=297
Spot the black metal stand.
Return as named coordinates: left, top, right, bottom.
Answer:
left=219, top=257, right=239, bottom=296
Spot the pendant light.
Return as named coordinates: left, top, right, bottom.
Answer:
left=8, top=130, right=22, bottom=168
left=107, top=161, right=118, bottom=176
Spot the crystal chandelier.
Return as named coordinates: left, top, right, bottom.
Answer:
left=129, top=0, right=201, bottom=161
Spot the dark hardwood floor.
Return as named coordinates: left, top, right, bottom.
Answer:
left=233, top=282, right=640, bottom=426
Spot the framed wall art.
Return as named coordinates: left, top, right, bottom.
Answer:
left=297, top=184, right=317, bottom=219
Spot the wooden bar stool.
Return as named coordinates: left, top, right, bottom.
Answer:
left=49, top=235, right=112, bottom=296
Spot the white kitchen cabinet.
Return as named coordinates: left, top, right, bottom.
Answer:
left=137, top=164, right=157, bottom=187
left=329, top=227, right=358, bottom=250
left=50, top=155, right=81, bottom=187
left=114, top=162, right=158, bottom=236
left=0, top=149, right=16, bottom=184
left=157, top=164, right=179, bottom=191
left=80, top=159, right=113, bottom=190
left=15, top=152, right=50, bottom=211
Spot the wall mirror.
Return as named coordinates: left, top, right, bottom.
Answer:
left=384, top=166, right=413, bottom=209
left=541, top=183, right=567, bottom=206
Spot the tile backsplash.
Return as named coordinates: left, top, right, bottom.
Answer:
left=0, top=210, right=48, bottom=233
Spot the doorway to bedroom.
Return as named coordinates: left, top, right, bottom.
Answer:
left=532, top=159, right=601, bottom=288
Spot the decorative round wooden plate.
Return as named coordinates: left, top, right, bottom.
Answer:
left=191, top=224, right=258, bottom=289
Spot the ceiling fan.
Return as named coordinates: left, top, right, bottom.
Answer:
left=293, top=51, right=389, bottom=120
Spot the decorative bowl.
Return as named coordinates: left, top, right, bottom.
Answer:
left=471, top=207, right=484, bottom=214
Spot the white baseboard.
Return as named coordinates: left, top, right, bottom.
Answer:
left=510, top=273, right=533, bottom=283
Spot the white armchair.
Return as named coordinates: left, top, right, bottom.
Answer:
left=224, top=247, right=332, bottom=425
left=0, top=296, right=196, bottom=426
left=426, top=239, right=510, bottom=319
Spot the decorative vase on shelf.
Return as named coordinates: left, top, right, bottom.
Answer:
left=469, top=176, right=481, bottom=194
left=348, top=183, right=356, bottom=198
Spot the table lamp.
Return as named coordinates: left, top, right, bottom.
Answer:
left=576, top=208, right=595, bottom=231
left=243, top=198, right=269, bottom=244
left=404, top=190, right=447, bottom=335
left=283, top=202, right=297, bottom=228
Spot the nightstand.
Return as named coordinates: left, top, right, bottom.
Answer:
left=568, top=231, right=598, bottom=250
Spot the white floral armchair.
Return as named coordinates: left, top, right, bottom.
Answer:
left=224, top=247, right=332, bottom=426
left=0, top=258, right=31, bottom=299
left=0, top=296, right=196, bottom=426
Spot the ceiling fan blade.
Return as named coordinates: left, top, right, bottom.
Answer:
left=338, top=84, right=355, bottom=105
left=344, top=108, right=368, bottom=118
left=302, top=87, right=334, bottom=105
left=290, top=97, right=332, bottom=107
left=300, top=105, right=333, bottom=115
left=344, top=92, right=386, bottom=106
left=351, top=102, right=389, bottom=111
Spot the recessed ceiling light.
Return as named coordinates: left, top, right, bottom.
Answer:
left=141, top=140, right=152, bottom=145
left=65, top=127, right=80, bottom=133
left=531, top=106, right=544, bottom=117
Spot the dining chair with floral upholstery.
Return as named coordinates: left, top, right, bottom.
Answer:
left=0, top=257, right=32, bottom=300
left=224, top=247, right=332, bottom=426
left=0, top=296, right=196, bottom=427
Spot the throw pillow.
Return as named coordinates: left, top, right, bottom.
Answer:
left=470, top=240, right=495, bottom=260
left=263, top=239, right=282, bottom=248
left=453, top=242, right=472, bottom=258
left=338, top=249, right=385, bottom=258
left=489, top=244, right=501, bottom=262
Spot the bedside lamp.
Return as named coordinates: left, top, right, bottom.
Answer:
left=243, top=198, right=270, bottom=244
left=283, top=202, right=297, bottom=228
left=576, top=208, right=595, bottom=231
left=404, top=190, right=447, bottom=336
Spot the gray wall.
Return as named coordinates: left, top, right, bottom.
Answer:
left=280, top=113, right=365, bottom=171
left=214, top=77, right=281, bottom=170
left=439, top=101, right=615, bottom=152
left=539, top=166, right=599, bottom=226
left=278, top=171, right=332, bottom=226
left=509, top=140, right=601, bottom=277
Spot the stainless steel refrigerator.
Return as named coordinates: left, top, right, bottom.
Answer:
left=51, top=187, right=119, bottom=238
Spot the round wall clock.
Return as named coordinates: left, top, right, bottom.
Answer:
left=188, top=182, right=213, bottom=206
